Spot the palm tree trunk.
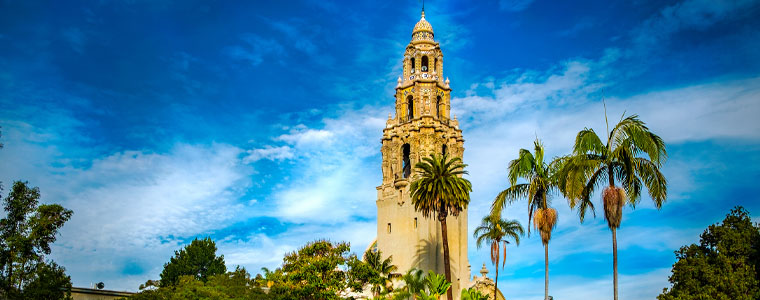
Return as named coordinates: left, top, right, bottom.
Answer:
left=612, top=227, right=618, bottom=300
left=440, top=218, right=453, bottom=300
left=544, top=243, right=549, bottom=300
left=494, top=249, right=500, bottom=300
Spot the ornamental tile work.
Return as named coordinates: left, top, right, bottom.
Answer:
left=375, top=10, right=470, bottom=300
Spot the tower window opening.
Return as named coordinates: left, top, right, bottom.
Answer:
left=421, top=56, right=429, bottom=72
left=434, top=58, right=438, bottom=72
left=410, top=58, right=415, bottom=74
left=436, top=96, right=442, bottom=118
left=407, top=96, right=414, bottom=121
left=414, top=217, right=418, bottom=229
left=402, top=144, right=411, bottom=178
left=387, top=223, right=392, bottom=234
left=442, top=144, right=447, bottom=156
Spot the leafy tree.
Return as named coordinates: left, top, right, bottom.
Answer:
left=364, top=250, right=399, bottom=296
left=491, top=139, right=561, bottom=300
left=129, top=267, right=267, bottom=300
left=560, top=114, right=667, bottom=300
left=278, top=239, right=358, bottom=299
left=19, top=261, right=72, bottom=300
left=658, top=206, right=760, bottom=300
left=159, top=237, right=226, bottom=287
left=474, top=215, right=523, bottom=300
left=0, top=181, right=73, bottom=299
left=460, top=287, right=490, bottom=300
left=410, top=154, right=472, bottom=300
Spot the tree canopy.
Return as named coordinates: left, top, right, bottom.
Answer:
left=0, top=181, right=73, bottom=300
left=159, top=237, right=227, bottom=287
left=658, top=206, right=760, bottom=300
left=130, top=267, right=268, bottom=300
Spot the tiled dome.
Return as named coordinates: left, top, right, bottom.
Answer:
left=411, top=11, right=434, bottom=42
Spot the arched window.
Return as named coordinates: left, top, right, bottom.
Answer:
left=407, top=95, right=414, bottom=121
left=410, top=58, right=416, bottom=74
left=442, top=144, right=447, bottom=156
left=434, top=57, right=438, bottom=72
left=402, top=144, right=411, bottom=178
left=421, top=56, right=429, bottom=72
left=436, top=96, right=442, bottom=118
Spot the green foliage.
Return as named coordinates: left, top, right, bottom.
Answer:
left=410, top=154, right=471, bottom=300
left=559, top=114, right=668, bottom=225
left=474, top=215, right=523, bottom=268
left=491, top=139, right=561, bottom=242
left=159, top=237, right=227, bottom=287
left=17, top=261, right=72, bottom=300
left=410, top=154, right=472, bottom=221
left=490, top=139, right=559, bottom=300
left=0, top=181, right=73, bottom=299
left=474, top=215, right=522, bottom=299
left=363, top=250, right=399, bottom=296
left=560, top=113, right=667, bottom=300
left=129, top=267, right=267, bottom=300
left=401, top=268, right=425, bottom=295
left=658, top=206, right=760, bottom=300
left=460, top=287, right=490, bottom=300
left=270, top=239, right=361, bottom=299
left=423, top=270, right=451, bottom=298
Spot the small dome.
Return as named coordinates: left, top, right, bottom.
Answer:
left=411, top=11, right=434, bottom=42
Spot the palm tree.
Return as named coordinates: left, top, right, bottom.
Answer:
left=473, top=215, right=524, bottom=300
left=396, top=268, right=425, bottom=299
left=419, top=270, right=451, bottom=300
left=410, top=153, right=472, bottom=300
left=559, top=114, right=667, bottom=300
left=491, top=139, right=562, bottom=300
left=364, top=250, right=399, bottom=297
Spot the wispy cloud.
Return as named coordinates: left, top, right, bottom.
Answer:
left=499, top=0, right=535, bottom=12
left=224, top=34, right=285, bottom=67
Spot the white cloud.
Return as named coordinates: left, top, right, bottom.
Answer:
left=0, top=121, right=255, bottom=291
left=243, top=145, right=294, bottom=163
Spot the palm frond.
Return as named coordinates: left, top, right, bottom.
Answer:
left=635, top=157, right=667, bottom=208
left=573, top=128, right=606, bottom=156
left=491, top=184, right=529, bottom=217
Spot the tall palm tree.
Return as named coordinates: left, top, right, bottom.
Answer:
left=364, top=250, right=399, bottom=297
left=559, top=114, right=667, bottom=300
left=491, top=139, right=562, bottom=300
left=410, top=153, right=472, bottom=300
left=473, top=215, right=524, bottom=300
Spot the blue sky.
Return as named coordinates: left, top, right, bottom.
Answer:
left=1, top=0, right=759, bottom=298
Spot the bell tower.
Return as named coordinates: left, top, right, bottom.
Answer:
left=375, top=9, right=470, bottom=298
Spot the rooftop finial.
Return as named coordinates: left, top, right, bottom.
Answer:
left=421, top=0, right=425, bottom=17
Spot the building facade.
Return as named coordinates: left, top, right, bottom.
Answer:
left=375, top=10, right=471, bottom=298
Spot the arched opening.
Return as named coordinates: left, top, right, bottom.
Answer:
left=421, top=56, right=429, bottom=72
left=436, top=96, right=442, bottom=118
left=434, top=57, right=438, bottom=72
left=442, top=144, right=447, bottom=156
left=410, top=58, right=416, bottom=74
left=406, top=95, right=414, bottom=121
left=402, top=144, right=411, bottom=178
